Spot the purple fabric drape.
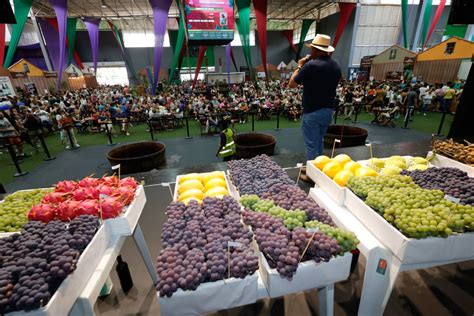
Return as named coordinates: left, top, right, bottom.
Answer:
left=226, top=44, right=231, bottom=84
left=149, top=0, right=173, bottom=94
left=38, top=19, right=62, bottom=71
left=48, top=0, right=67, bottom=90
left=83, top=18, right=101, bottom=75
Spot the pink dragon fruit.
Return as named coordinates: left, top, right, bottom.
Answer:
left=72, top=187, right=99, bottom=201
left=56, top=200, right=80, bottom=221
left=78, top=177, right=100, bottom=188
left=42, top=192, right=69, bottom=204
left=113, top=186, right=136, bottom=205
left=119, top=177, right=138, bottom=189
left=100, top=176, right=120, bottom=187
left=76, top=200, right=99, bottom=216
left=98, top=184, right=115, bottom=197
left=55, top=180, right=78, bottom=193
left=99, top=197, right=124, bottom=219
left=28, top=204, right=57, bottom=223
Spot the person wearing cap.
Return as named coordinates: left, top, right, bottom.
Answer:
left=289, top=34, right=342, bottom=162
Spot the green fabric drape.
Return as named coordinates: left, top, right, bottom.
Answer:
left=421, top=0, right=432, bottom=47
left=296, top=19, right=314, bottom=59
left=168, top=1, right=186, bottom=83
left=66, top=17, right=77, bottom=65
left=401, top=0, right=408, bottom=48
left=236, top=0, right=252, bottom=70
left=3, top=0, right=34, bottom=68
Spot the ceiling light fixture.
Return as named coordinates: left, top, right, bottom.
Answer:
left=101, top=0, right=108, bottom=8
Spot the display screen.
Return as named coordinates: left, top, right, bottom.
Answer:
left=184, top=0, right=234, bottom=42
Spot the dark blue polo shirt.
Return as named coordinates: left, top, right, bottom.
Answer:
left=294, top=56, right=342, bottom=113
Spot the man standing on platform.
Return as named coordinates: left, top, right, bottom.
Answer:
left=289, top=34, right=341, bottom=179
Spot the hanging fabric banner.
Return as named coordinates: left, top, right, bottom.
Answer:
left=296, top=19, right=314, bottom=59
left=106, top=20, right=137, bottom=83
left=333, top=3, right=356, bottom=48
left=421, top=0, right=433, bottom=47
left=3, top=0, right=34, bottom=68
left=226, top=44, right=231, bottom=84
left=282, top=30, right=297, bottom=53
left=169, top=1, right=186, bottom=83
left=149, top=0, right=173, bottom=92
left=401, top=0, right=408, bottom=48
left=66, top=17, right=77, bottom=65
left=236, top=0, right=252, bottom=71
left=0, top=24, right=5, bottom=66
left=192, top=46, right=207, bottom=89
left=424, top=0, right=446, bottom=49
left=49, top=0, right=68, bottom=90
left=43, top=18, right=84, bottom=70
left=253, top=0, right=268, bottom=80
left=83, top=18, right=101, bottom=75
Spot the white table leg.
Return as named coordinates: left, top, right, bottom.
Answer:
left=133, top=224, right=158, bottom=284
left=318, top=284, right=334, bottom=316
left=358, top=248, right=397, bottom=316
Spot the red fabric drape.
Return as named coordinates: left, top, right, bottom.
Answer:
left=0, top=24, right=5, bottom=66
left=192, top=46, right=207, bottom=89
left=45, top=17, right=84, bottom=69
left=253, top=0, right=268, bottom=80
left=424, top=0, right=446, bottom=49
left=282, top=30, right=297, bottom=53
left=333, top=3, right=356, bottom=48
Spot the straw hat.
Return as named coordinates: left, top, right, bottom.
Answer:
left=305, top=34, right=335, bottom=53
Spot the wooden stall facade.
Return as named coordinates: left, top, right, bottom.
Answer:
left=414, top=36, right=474, bottom=84
left=369, top=45, right=417, bottom=81
left=7, top=59, right=71, bottom=93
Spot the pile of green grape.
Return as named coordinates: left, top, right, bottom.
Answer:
left=348, top=175, right=474, bottom=238
left=240, top=194, right=260, bottom=210
left=305, top=220, right=359, bottom=253
left=0, top=188, right=53, bottom=232
left=252, top=199, right=275, bottom=213
left=268, top=206, right=306, bottom=230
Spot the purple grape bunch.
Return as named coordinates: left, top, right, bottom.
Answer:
left=402, top=167, right=474, bottom=206
left=261, top=184, right=334, bottom=225
left=156, top=196, right=259, bottom=297
left=0, top=216, right=99, bottom=313
left=291, top=228, right=340, bottom=263
left=228, top=155, right=294, bottom=197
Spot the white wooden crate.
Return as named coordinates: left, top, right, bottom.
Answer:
left=258, top=251, right=352, bottom=298
left=306, top=161, right=346, bottom=205
left=344, top=189, right=474, bottom=264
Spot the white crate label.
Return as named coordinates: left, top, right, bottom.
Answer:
left=296, top=163, right=303, bottom=168
left=376, top=259, right=387, bottom=275
left=111, top=164, right=121, bottom=170
left=99, top=194, right=109, bottom=199
left=228, top=241, right=243, bottom=248
left=444, top=195, right=460, bottom=203
left=306, top=228, right=319, bottom=233
left=334, top=139, right=341, bottom=143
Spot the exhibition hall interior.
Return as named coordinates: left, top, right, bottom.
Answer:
left=0, top=0, right=473, bottom=315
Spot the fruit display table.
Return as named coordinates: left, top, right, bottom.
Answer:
left=310, top=183, right=474, bottom=316
left=69, top=188, right=157, bottom=315
left=6, top=224, right=109, bottom=316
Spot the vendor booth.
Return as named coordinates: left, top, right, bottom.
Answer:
left=414, top=36, right=474, bottom=84
left=369, top=45, right=417, bottom=81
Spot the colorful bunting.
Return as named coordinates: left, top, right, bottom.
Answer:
left=236, top=0, right=252, bottom=71
left=253, top=0, right=268, bottom=80
left=424, top=0, right=446, bottom=49
left=4, top=0, right=34, bottom=68
left=401, top=0, right=408, bottom=48
left=83, top=18, right=101, bottom=75
left=333, top=3, right=356, bottom=48
left=192, top=46, right=207, bottom=89
left=48, top=0, right=68, bottom=90
left=282, top=30, right=297, bottom=53
left=297, top=19, right=314, bottom=59
left=66, top=18, right=77, bottom=65
left=421, top=0, right=433, bottom=46
left=149, top=0, right=173, bottom=92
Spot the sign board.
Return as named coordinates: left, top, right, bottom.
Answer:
left=24, top=82, right=38, bottom=95
left=10, top=72, right=26, bottom=78
left=0, top=76, right=16, bottom=97
left=184, top=0, right=234, bottom=45
left=44, top=71, right=58, bottom=78
left=385, top=71, right=402, bottom=81
left=403, top=56, right=416, bottom=67
left=360, top=55, right=376, bottom=70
